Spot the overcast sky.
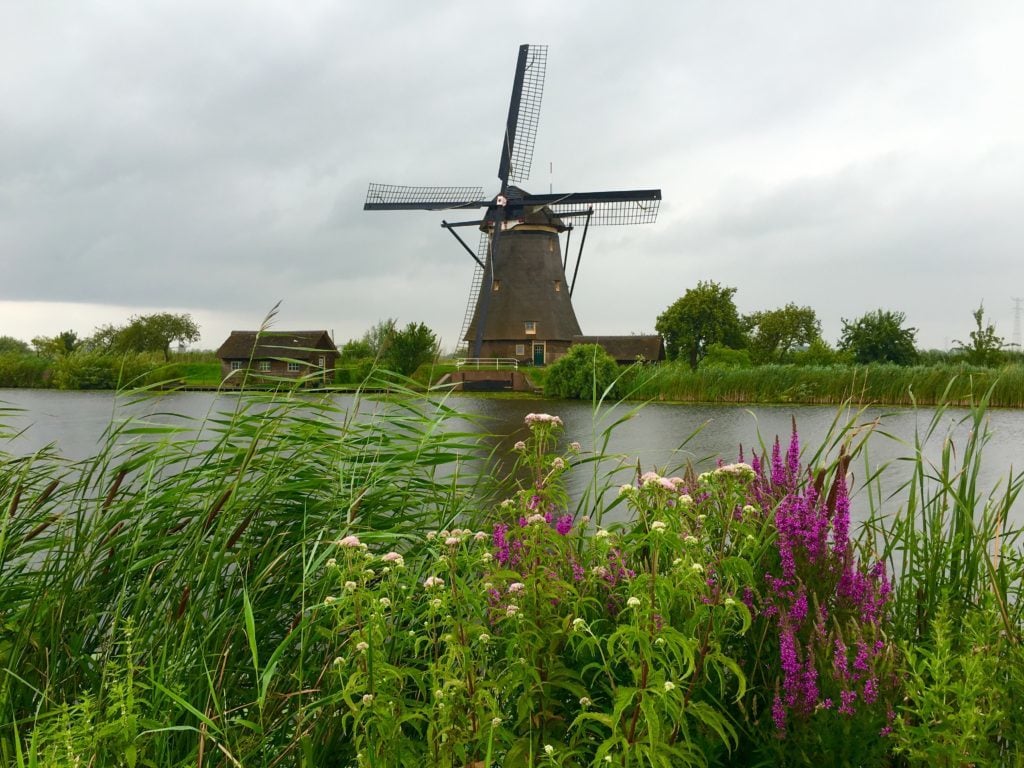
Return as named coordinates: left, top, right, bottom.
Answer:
left=2, top=1, right=1023, bottom=352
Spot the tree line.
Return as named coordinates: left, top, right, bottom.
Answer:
left=0, top=313, right=200, bottom=361
left=654, top=280, right=1015, bottom=370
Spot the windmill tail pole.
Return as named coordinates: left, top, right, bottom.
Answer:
left=442, top=221, right=487, bottom=269
left=569, top=208, right=593, bottom=298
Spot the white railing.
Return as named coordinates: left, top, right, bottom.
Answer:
left=456, top=357, right=519, bottom=371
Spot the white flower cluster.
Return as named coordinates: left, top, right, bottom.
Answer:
left=524, top=413, right=563, bottom=427
left=713, top=462, right=756, bottom=481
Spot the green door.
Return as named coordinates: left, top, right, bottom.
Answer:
left=532, top=342, right=545, bottom=366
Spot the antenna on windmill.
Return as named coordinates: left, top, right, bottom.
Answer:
left=363, top=44, right=661, bottom=362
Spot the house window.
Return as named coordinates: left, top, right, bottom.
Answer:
left=287, top=362, right=301, bottom=372
left=257, top=360, right=271, bottom=372
left=318, top=356, right=326, bottom=369
left=554, top=280, right=561, bottom=292
left=515, top=344, right=525, bottom=355
left=492, top=280, right=501, bottom=292
left=230, top=361, right=243, bottom=371
left=524, top=321, right=537, bottom=335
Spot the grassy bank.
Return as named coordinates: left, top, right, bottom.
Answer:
left=1, top=377, right=1022, bottom=765
left=621, top=361, right=1024, bottom=407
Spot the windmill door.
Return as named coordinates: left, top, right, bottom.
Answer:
left=532, top=342, right=545, bottom=366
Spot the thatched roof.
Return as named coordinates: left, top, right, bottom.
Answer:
left=464, top=227, right=582, bottom=343
left=572, top=335, right=665, bottom=364
left=216, top=330, right=338, bottom=360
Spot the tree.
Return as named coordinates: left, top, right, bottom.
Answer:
left=838, top=309, right=918, bottom=365
left=87, top=314, right=200, bottom=360
left=953, top=302, right=1006, bottom=367
left=742, top=303, right=822, bottom=364
left=362, top=318, right=397, bottom=358
left=118, top=313, right=200, bottom=360
left=0, top=336, right=30, bottom=355
left=339, top=338, right=373, bottom=362
left=381, top=322, right=438, bottom=375
left=30, top=330, right=79, bottom=357
left=655, top=281, right=744, bottom=370
left=543, top=344, right=620, bottom=400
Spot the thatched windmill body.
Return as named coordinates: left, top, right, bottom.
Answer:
left=365, top=45, right=661, bottom=365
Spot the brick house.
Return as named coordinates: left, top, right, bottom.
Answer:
left=215, top=330, right=339, bottom=384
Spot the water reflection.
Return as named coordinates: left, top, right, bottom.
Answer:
left=2, top=389, right=1021, bottom=525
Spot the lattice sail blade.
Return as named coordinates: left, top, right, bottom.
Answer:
left=498, top=44, right=547, bottom=186
left=364, top=183, right=488, bottom=211
left=520, top=189, right=662, bottom=225
left=458, top=231, right=490, bottom=346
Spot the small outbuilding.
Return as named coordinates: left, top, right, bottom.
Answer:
left=215, top=330, right=339, bottom=384
left=571, top=335, right=665, bottom=365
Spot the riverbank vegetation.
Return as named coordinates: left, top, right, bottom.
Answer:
left=621, top=361, right=1024, bottom=407
left=1, top=378, right=1021, bottom=765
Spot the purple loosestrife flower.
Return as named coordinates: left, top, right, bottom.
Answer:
left=801, top=656, right=819, bottom=713
left=789, top=590, right=808, bottom=625
left=838, top=689, right=857, bottom=716
left=779, top=625, right=801, bottom=707
left=853, top=640, right=870, bottom=673
left=771, top=437, right=785, bottom=486
left=556, top=514, right=573, bottom=535
left=493, top=523, right=510, bottom=565
left=772, top=694, right=787, bottom=734
left=786, top=423, right=800, bottom=481
left=863, top=676, right=879, bottom=705
left=833, top=637, right=849, bottom=680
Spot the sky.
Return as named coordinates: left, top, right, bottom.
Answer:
left=2, top=0, right=1023, bottom=352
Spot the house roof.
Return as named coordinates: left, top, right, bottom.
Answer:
left=572, top=335, right=665, bottom=363
left=216, top=330, right=339, bottom=360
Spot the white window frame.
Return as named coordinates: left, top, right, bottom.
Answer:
left=515, top=343, right=525, bottom=355
left=257, top=360, right=271, bottom=372
left=287, top=362, right=301, bottom=372
left=230, top=360, right=243, bottom=371
left=524, top=321, right=537, bottom=335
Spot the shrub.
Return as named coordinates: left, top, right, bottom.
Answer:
left=700, top=343, right=751, bottom=368
left=49, top=351, right=158, bottom=390
left=543, top=344, right=619, bottom=400
left=0, top=353, right=49, bottom=388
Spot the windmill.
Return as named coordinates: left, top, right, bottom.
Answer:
left=364, top=44, right=661, bottom=365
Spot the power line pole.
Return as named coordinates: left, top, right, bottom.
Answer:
left=1013, top=297, right=1023, bottom=349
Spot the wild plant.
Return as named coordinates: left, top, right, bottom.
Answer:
left=314, top=413, right=754, bottom=767
left=728, top=427, right=899, bottom=767
left=864, top=388, right=1024, bottom=765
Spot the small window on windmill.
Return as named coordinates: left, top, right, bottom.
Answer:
left=524, top=321, right=537, bottom=335
left=554, top=280, right=562, bottom=292
left=492, top=280, right=501, bottom=292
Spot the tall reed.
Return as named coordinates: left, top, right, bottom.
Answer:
left=625, top=362, right=1024, bottom=407
left=0, top=371, right=485, bottom=765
